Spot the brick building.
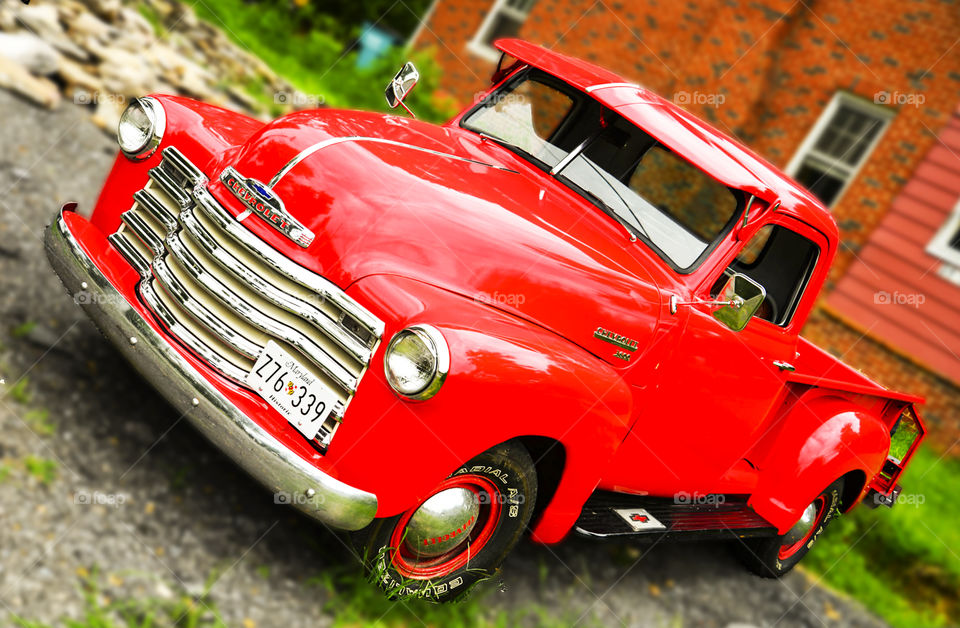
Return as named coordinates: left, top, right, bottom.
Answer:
left=412, top=0, right=960, bottom=446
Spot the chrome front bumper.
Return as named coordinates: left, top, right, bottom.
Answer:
left=45, top=207, right=377, bottom=531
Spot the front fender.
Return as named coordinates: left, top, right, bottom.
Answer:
left=330, top=274, right=634, bottom=542
left=750, top=393, right=890, bottom=533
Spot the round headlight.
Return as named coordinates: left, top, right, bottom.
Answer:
left=384, top=325, right=449, bottom=400
left=117, top=97, right=165, bottom=161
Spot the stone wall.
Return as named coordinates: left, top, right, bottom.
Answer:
left=0, top=0, right=308, bottom=130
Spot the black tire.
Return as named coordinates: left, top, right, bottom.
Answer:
left=357, top=440, right=537, bottom=602
left=738, top=478, right=844, bottom=578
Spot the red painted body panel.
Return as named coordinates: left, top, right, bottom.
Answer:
left=71, top=39, right=926, bottom=544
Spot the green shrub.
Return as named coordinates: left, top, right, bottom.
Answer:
left=191, top=0, right=458, bottom=123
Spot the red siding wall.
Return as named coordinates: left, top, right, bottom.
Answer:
left=826, top=106, right=960, bottom=385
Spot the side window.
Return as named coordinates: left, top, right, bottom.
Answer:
left=713, top=224, right=819, bottom=326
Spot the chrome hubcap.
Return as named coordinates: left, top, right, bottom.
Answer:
left=782, top=501, right=818, bottom=546
left=404, top=487, right=480, bottom=557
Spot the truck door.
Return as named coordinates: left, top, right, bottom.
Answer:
left=603, top=215, right=828, bottom=495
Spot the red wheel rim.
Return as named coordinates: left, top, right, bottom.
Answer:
left=389, top=474, right=502, bottom=580
left=778, top=496, right=826, bottom=560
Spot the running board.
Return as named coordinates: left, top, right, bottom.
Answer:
left=574, top=491, right=777, bottom=541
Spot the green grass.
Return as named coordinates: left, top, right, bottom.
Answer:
left=188, top=0, right=458, bottom=122
left=10, top=321, right=36, bottom=339
left=7, top=377, right=32, bottom=404
left=24, top=456, right=58, bottom=486
left=806, top=446, right=960, bottom=627
left=24, top=408, right=56, bottom=437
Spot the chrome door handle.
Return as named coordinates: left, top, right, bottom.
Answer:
left=773, top=360, right=796, bottom=372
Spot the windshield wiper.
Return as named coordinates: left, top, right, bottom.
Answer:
left=478, top=132, right=532, bottom=157
left=556, top=155, right=651, bottom=242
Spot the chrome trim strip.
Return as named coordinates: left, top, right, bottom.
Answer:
left=152, top=255, right=262, bottom=360
left=120, top=210, right=164, bottom=256
left=180, top=209, right=371, bottom=364
left=268, top=136, right=513, bottom=188
left=585, top=82, right=640, bottom=93
left=45, top=207, right=377, bottom=531
left=108, top=232, right=150, bottom=275
left=163, top=233, right=359, bottom=394
left=134, top=190, right=178, bottom=232
left=192, top=186, right=384, bottom=339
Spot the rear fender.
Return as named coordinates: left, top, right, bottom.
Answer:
left=89, top=96, right=262, bottom=234
left=750, top=393, right=889, bottom=533
left=334, top=274, right=634, bottom=543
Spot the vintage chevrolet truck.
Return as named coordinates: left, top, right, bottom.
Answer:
left=46, top=39, right=926, bottom=600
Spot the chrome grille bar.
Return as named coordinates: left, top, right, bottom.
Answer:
left=120, top=210, right=163, bottom=256
left=108, top=232, right=149, bottom=275
left=134, top=189, right=178, bottom=232
left=179, top=208, right=372, bottom=364
left=192, top=190, right=384, bottom=341
left=140, top=280, right=251, bottom=383
left=151, top=255, right=261, bottom=360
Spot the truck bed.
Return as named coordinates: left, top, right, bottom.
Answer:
left=791, top=337, right=923, bottom=404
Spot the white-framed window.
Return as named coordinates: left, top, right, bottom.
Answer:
left=467, top=0, right=537, bottom=62
left=928, top=198, right=960, bottom=268
left=786, top=92, right=894, bottom=208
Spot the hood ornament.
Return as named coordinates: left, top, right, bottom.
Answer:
left=220, top=166, right=314, bottom=248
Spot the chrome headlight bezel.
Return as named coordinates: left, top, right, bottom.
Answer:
left=383, top=324, right=449, bottom=401
left=118, top=97, right=165, bottom=161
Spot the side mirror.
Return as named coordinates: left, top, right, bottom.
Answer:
left=712, top=273, right=766, bottom=331
left=385, top=62, right=419, bottom=117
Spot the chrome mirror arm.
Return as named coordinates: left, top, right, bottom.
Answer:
left=669, top=294, right=744, bottom=315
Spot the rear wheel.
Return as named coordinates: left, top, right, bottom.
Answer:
left=358, top=440, right=537, bottom=602
left=738, top=478, right=844, bottom=578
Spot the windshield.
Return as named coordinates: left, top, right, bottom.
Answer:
left=462, top=70, right=742, bottom=271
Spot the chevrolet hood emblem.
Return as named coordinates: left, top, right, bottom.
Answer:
left=220, top=166, right=315, bottom=248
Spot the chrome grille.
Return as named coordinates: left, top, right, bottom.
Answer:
left=109, top=147, right=384, bottom=448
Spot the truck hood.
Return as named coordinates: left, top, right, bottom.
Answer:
left=205, top=109, right=662, bottom=361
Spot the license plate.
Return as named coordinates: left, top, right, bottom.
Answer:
left=245, top=340, right=338, bottom=441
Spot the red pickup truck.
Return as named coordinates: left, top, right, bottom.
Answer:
left=46, top=39, right=925, bottom=601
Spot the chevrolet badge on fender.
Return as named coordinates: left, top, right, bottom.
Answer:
left=594, top=326, right=640, bottom=352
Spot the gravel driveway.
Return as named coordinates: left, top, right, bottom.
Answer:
left=0, top=88, right=889, bottom=628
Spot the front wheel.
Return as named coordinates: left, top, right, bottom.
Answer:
left=738, top=478, right=844, bottom=578
left=358, top=440, right=537, bottom=602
